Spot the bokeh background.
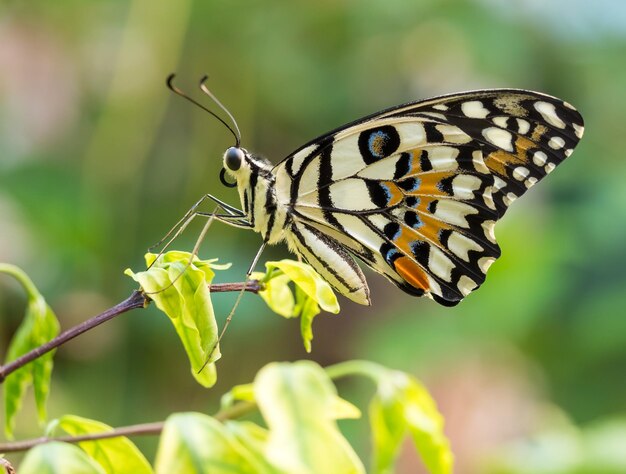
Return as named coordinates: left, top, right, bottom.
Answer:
left=1, top=0, right=625, bottom=472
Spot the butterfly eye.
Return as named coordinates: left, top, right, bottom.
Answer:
left=224, top=147, right=244, bottom=171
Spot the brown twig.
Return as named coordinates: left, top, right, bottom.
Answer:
left=0, top=281, right=261, bottom=384
left=0, top=401, right=256, bottom=453
left=0, top=291, right=148, bottom=384
left=210, top=280, right=262, bottom=294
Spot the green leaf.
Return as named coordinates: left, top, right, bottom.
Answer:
left=52, top=415, right=153, bottom=474
left=0, top=264, right=60, bottom=438
left=224, top=421, right=279, bottom=474
left=370, top=371, right=453, bottom=474
left=254, top=361, right=365, bottom=474
left=263, top=260, right=339, bottom=314
left=252, top=272, right=294, bottom=318
left=154, top=412, right=273, bottom=474
left=295, top=286, right=320, bottom=353
left=220, top=383, right=255, bottom=410
left=125, top=252, right=230, bottom=387
left=19, top=442, right=106, bottom=474
left=255, top=260, right=340, bottom=351
left=325, top=361, right=453, bottom=474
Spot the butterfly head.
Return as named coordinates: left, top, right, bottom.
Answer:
left=224, top=146, right=245, bottom=172
left=220, top=146, right=252, bottom=189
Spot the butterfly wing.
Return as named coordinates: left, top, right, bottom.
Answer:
left=273, top=89, right=584, bottom=306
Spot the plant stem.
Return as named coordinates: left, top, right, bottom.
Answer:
left=0, top=281, right=261, bottom=384
left=0, top=291, right=147, bottom=384
left=0, top=401, right=256, bottom=453
left=325, top=360, right=386, bottom=382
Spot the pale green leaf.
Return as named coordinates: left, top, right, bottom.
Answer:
left=19, top=442, right=106, bottom=474
left=224, top=421, right=279, bottom=474
left=264, top=260, right=339, bottom=314
left=325, top=361, right=452, bottom=474
left=371, top=371, right=453, bottom=474
left=254, top=361, right=365, bottom=474
left=154, top=412, right=272, bottom=474
left=54, top=415, right=152, bottom=474
left=252, top=272, right=294, bottom=318
left=125, top=252, right=229, bottom=387
left=295, top=286, right=320, bottom=353
left=330, top=396, right=362, bottom=420
left=220, top=383, right=255, bottom=410
left=255, top=260, right=340, bottom=351
left=0, top=264, right=60, bottom=438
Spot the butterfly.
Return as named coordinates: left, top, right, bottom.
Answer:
left=170, top=78, right=584, bottom=307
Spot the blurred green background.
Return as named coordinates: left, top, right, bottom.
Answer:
left=1, top=0, right=625, bottom=472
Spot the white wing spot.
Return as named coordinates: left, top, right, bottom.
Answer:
left=493, top=176, right=507, bottom=191
left=573, top=123, right=584, bottom=139
left=482, top=220, right=496, bottom=243
left=503, top=192, right=517, bottom=206
left=428, top=146, right=460, bottom=171
left=534, top=101, right=566, bottom=129
left=549, top=136, right=566, bottom=150
left=478, top=256, right=495, bottom=273
left=564, top=148, right=574, bottom=157
left=451, top=174, right=482, bottom=199
left=483, top=187, right=496, bottom=210
left=428, top=246, right=454, bottom=282
left=525, top=177, right=538, bottom=188
left=516, top=118, right=530, bottom=135
left=564, top=101, right=576, bottom=110
left=512, top=166, right=530, bottom=181
left=436, top=124, right=472, bottom=144
left=472, top=150, right=489, bottom=174
left=458, top=275, right=477, bottom=296
left=545, top=162, right=556, bottom=174
left=447, top=231, right=483, bottom=262
left=433, top=200, right=478, bottom=228
left=433, top=104, right=449, bottom=111
left=483, top=127, right=514, bottom=152
left=532, top=151, right=547, bottom=166
left=492, top=116, right=509, bottom=128
left=461, top=100, right=490, bottom=119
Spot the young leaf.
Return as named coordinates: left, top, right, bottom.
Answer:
left=263, top=260, right=339, bottom=314
left=19, top=442, right=106, bottom=474
left=254, top=260, right=340, bottom=351
left=370, top=371, right=453, bottom=474
left=252, top=271, right=294, bottom=318
left=52, top=415, right=153, bottom=474
left=295, top=286, right=320, bottom=353
left=125, top=252, right=230, bottom=387
left=154, top=412, right=274, bottom=474
left=325, top=361, right=453, bottom=474
left=0, top=264, right=60, bottom=438
left=220, top=383, right=255, bottom=410
left=224, top=421, right=279, bottom=474
left=254, top=361, right=365, bottom=474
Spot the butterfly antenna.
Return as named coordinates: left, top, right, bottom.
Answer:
left=199, top=75, right=241, bottom=147
left=166, top=74, right=240, bottom=146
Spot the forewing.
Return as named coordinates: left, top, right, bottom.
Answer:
left=273, top=90, right=584, bottom=305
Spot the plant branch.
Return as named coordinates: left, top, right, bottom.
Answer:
left=0, top=291, right=148, bottom=384
left=0, top=281, right=261, bottom=384
left=0, top=401, right=256, bottom=453
left=210, top=280, right=262, bottom=294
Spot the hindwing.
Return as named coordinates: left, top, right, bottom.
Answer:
left=273, top=89, right=584, bottom=306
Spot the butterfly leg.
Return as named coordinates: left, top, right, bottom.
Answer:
left=149, top=194, right=248, bottom=255
left=146, top=196, right=250, bottom=294
left=201, top=242, right=267, bottom=371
